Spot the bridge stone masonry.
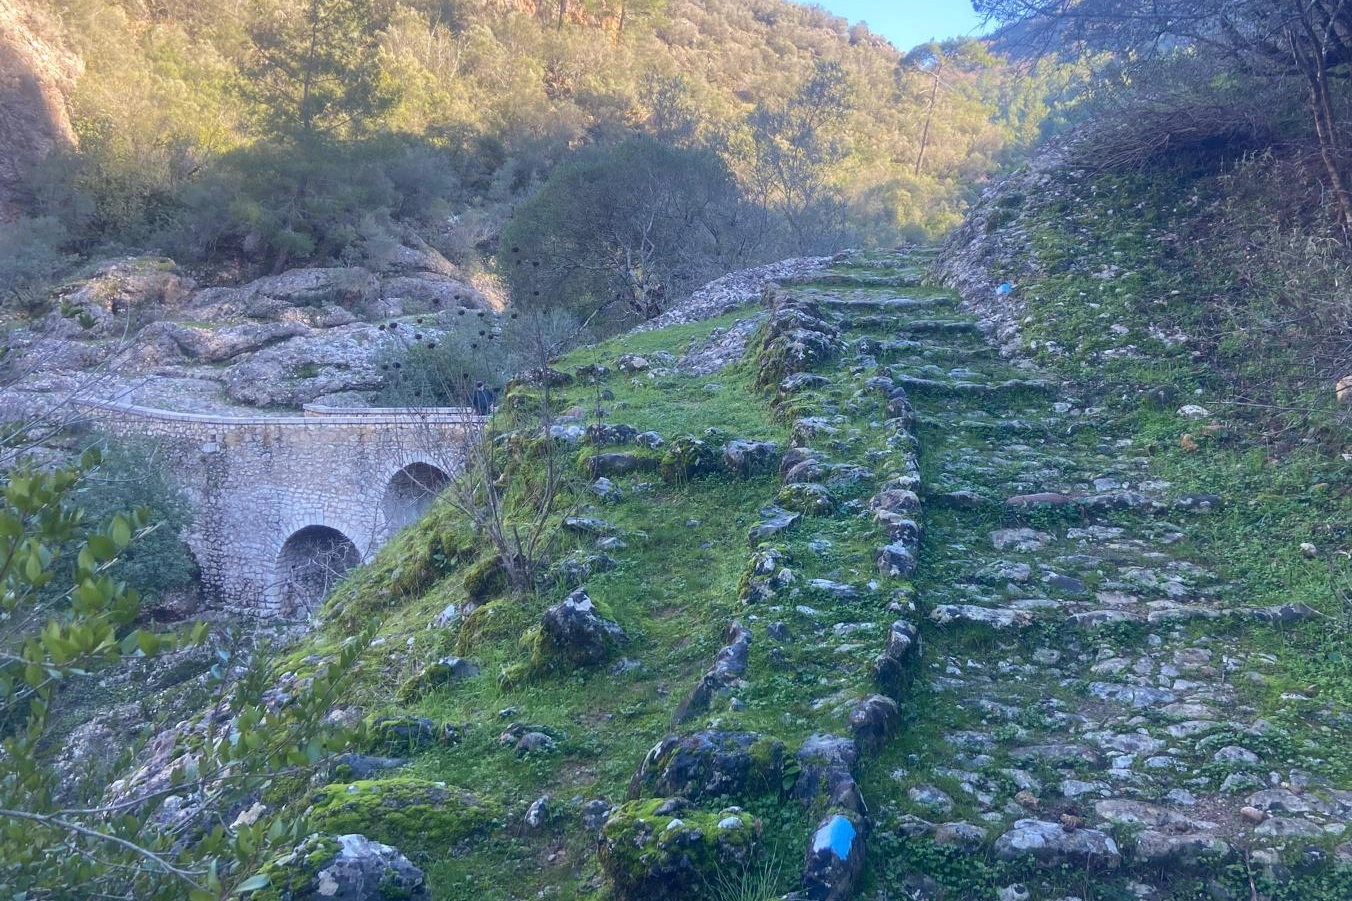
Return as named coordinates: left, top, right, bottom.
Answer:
left=75, top=399, right=483, bottom=618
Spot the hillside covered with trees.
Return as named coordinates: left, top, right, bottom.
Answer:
left=0, top=0, right=1073, bottom=330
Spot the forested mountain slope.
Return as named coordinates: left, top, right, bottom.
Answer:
left=0, top=0, right=1069, bottom=333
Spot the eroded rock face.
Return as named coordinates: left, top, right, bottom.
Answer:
left=0, top=1, right=80, bottom=218
left=222, top=324, right=397, bottom=406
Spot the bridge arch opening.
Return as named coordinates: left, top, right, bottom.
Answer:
left=275, top=525, right=361, bottom=615
left=382, top=462, right=452, bottom=533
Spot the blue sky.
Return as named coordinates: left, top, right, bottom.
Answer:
left=815, top=1, right=989, bottom=51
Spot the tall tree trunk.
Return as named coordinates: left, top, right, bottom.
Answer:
left=915, top=66, right=941, bottom=178
left=1291, top=22, right=1352, bottom=234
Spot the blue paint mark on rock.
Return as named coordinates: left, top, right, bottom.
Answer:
left=812, top=815, right=857, bottom=861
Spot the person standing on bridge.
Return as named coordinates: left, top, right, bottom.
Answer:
left=471, top=381, right=495, bottom=415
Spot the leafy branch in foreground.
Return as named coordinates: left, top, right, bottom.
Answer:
left=0, top=451, right=373, bottom=900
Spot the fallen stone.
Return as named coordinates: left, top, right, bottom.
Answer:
left=873, top=620, right=920, bottom=695
left=877, top=541, right=918, bottom=578
left=1007, top=492, right=1074, bottom=507
left=586, top=453, right=658, bottom=477
left=587, top=423, right=640, bottom=445
left=934, top=821, right=987, bottom=852
left=908, top=784, right=954, bottom=814
left=723, top=439, right=781, bottom=476
left=563, top=516, right=616, bottom=536
left=848, top=694, right=899, bottom=753
left=1245, top=789, right=1331, bottom=816
left=1254, top=817, right=1326, bottom=839
left=990, top=528, right=1054, bottom=552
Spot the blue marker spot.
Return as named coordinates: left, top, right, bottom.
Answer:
left=995, top=282, right=1014, bottom=296
left=811, top=815, right=857, bottom=860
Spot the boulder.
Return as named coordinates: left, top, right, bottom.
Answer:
left=598, top=800, right=761, bottom=901
left=723, top=439, right=781, bottom=476
left=778, top=373, right=830, bottom=394
left=801, top=813, right=867, bottom=901
left=660, top=435, right=721, bottom=482
left=533, top=587, right=625, bottom=671
left=672, top=622, right=751, bottom=723
left=780, top=446, right=827, bottom=484
left=307, top=779, right=492, bottom=853
left=396, top=656, right=481, bottom=701
left=330, top=754, right=408, bottom=780
left=738, top=546, right=794, bottom=604
left=366, top=716, right=459, bottom=754
left=586, top=453, right=658, bottom=477
left=776, top=482, right=837, bottom=516
left=628, top=731, right=785, bottom=801
left=748, top=506, right=801, bottom=547
left=1133, top=831, right=1231, bottom=868
left=877, top=541, right=917, bottom=578
left=872, top=620, right=920, bottom=696
left=587, top=423, right=640, bottom=445
left=848, top=694, right=899, bottom=753
left=793, top=735, right=861, bottom=811
left=246, top=833, right=428, bottom=901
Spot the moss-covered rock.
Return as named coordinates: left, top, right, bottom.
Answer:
left=395, top=656, right=481, bottom=702
left=529, top=587, right=626, bottom=673
left=598, top=798, right=762, bottom=901
left=243, top=833, right=429, bottom=901
left=751, top=293, right=841, bottom=389
left=308, top=779, right=495, bottom=854
left=659, top=436, right=721, bottom=483
left=737, top=546, right=793, bottom=604
left=365, top=716, right=459, bottom=755
left=628, top=731, right=785, bottom=801
left=462, top=554, right=507, bottom=603
left=775, top=482, right=837, bottom=516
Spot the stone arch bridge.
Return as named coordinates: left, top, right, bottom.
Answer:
left=76, top=400, right=483, bottom=618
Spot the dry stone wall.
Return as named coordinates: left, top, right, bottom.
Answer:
left=76, top=400, right=480, bottom=617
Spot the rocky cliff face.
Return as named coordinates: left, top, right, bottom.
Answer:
left=0, top=0, right=80, bottom=219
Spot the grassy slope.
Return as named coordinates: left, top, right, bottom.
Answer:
left=310, top=306, right=801, bottom=898
left=258, top=160, right=1352, bottom=900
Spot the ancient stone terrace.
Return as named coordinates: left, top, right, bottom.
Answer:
left=76, top=399, right=482, bottom=618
